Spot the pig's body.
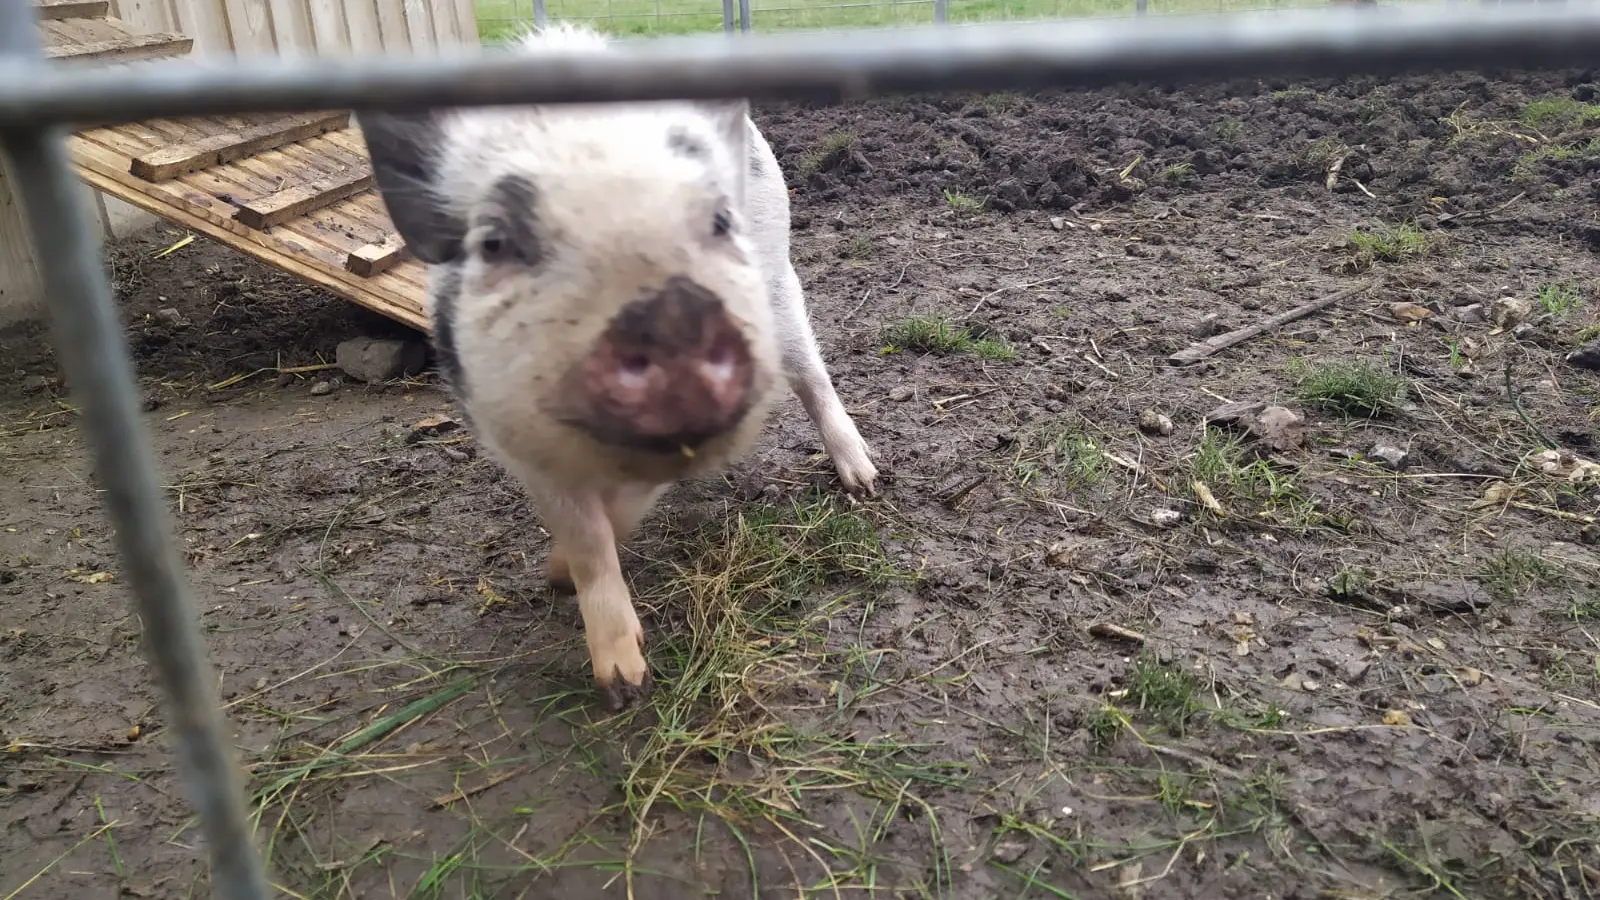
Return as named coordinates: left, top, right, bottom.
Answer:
left=358, top=23, right=878, bottom=709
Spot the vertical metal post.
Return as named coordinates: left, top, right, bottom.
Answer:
left=1136, top=0, right=1147, bottom=16
left=934, top=0, right=947, bottom=24
left=738, top=0, right=751, bottom=32
left=533, top=0, right=547, bottom=29
left=0, top=2, right=271, bottom=900
left=722, top=0, right=735, bottom=32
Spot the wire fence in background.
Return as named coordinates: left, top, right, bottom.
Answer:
left=475, top=0, right=1436, bottom=44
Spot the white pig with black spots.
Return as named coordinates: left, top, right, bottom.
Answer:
left=357, top=22, right=879, bottom=710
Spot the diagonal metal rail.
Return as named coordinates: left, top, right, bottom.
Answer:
left=2, top=1, right=1599, bottom=899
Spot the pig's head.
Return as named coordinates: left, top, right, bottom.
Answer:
left=357, top=31, right=781, bottom=482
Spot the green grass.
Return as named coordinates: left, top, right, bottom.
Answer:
left=472, top=0, right=1399, bottom=42
left=1345, top=221, right=1428, bottom=264
left=1519, top=96, right=1600, bottom=132
left=882, top=315, right=1019, bottom=361
left=1289, top=357, right=1405, bottom=418
left=1537, top=280, right=1583, bottom=317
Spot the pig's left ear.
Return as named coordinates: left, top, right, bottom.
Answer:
left=701, top=99, right=750, bottom=211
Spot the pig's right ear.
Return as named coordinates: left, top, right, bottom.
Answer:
left=357, top=111, right=466, bottom=266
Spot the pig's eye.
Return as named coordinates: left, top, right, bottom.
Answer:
left=479, top=227, right=507, bottom=261
left=712, top=207, right=732, bottom=238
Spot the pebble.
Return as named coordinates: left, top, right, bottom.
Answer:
left=1220, top=247, right=1242, bottom=260
left=991, top=841, right=1028, bottom=864
left=1568, top=338, right=1600, bottom=370
left=1368, top=443, right=1410, bottom=471
left=1344, top=658, right=1372, bottom=684
left=1049, top=217, right=1065, bottom=231
left=888, top=385, right=915, bottom=402
left=1138, top=409, right=1174, bottom=436
left=309, top=380, right=334, bottom=396
left=1150, top=508, right=1182, bottom=528
left=336, top=336, right=428, bottom=384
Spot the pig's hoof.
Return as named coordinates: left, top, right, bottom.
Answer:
left=834, top=446, right=881, bottom=497
left=599, top=665, right=654, bottom=712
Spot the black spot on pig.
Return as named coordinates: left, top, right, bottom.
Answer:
left=478, top=174, right=544, bottom=267
left=429, top=264, right=468, bottom=409
left=667, top=126, right=710, bottom=161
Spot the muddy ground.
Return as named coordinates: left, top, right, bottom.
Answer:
left=4, top=62, right=1600, bottom=900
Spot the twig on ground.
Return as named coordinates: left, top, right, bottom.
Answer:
left=1168, top=281, right=1374, bottom=365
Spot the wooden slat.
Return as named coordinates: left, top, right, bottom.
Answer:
left=233, top=168, right=373, bottom=230
left=43, top=31, right=192, bottom=62
left=129, top=112, right=351, bottom=182
left=34, top=0, right=110, bottom=20
left=65, top=133, right=428, bottom=329
left=345, top=241, right=407, bottom=277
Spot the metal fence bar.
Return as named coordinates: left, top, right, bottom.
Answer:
left=534, top=0, right=547, bottom=30
left=0, top=1, right=273, bottom=899
left=723, top=0, right=736, bottom=31
left=739, top=0, right=753, bottom=31
left=0, top=3, right=1597, bottom=127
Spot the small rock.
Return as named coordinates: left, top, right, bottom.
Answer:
left=336, top=336, right=427, bottom=384
left=1491, top=295, right=1533, bottom=329
left=1390, top=301, right=1432, bottom=324
left=309, top=380, right=334, bottom=396
left=153, top=307, right=185, bottom=327
left=1344, top=658, right=1372, bottom=684
left=1137, top=409, right=1174, bottom=436
left=1281, top=671, right=1308, bottom=691
left=1250, top=405, right=1306, bottom=452
left=1204, top=400, right=1266, bottom=426
left=992, top=841, right=1028, bottom=864
left=1220, top=247, right=1242, bottom=261
left=1452, top=303, right=1486, bottom=323
left=1049, top=217, right=1065, bottom=231
left=1567, top=338, right=1600, bottom=370
left=405, top=415, right=461, bottom=443
left=273, top=373, right=295, bottom=388
left=888, top=385, right=915, bottom=402
left=1511, top=323, right=1537, bottom=343
left=1150, top=508, right=1182, bottom=528
left=1368, top=443, right=1410, bottom=470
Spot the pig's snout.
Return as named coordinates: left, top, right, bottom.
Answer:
left=572, top=276, right=756, bottom=453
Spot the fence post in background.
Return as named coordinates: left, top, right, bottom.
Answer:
left=722, top=0, right=734, bottom=32
left=934, top=0, right=947, bottom=23
left=738, top=0, right=751, bottom=32
left=533, top=0, right=547, bottom=28
left=1136, top=0, right=1147, bottom=15
left=0, top=1, right=272, bottom=899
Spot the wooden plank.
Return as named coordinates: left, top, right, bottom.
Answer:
left=109, top=0, right=176, bottom=35
left=129, top=112, right=351, bottom=182
left=343, top=0, right=385, bottom=54
left=266, top=0, right=316, bottom=56
left=43, top=31, right=191, bottom=62
left=34, top=0, right=111, bottom=21
left=345, top=241, right=407, bottom=277
left=233, top=168, right=373, bottom=230
left=306, top=0, right=352, bottom=55
left=401, top=0, right=435, bottom=53
left=222, top=0, right=275, bottom=56
left=68, top=143, right=427, bottom=329
left=167, top=0, right=231, bottom=56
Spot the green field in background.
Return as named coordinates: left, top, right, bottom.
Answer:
left=474, top=0, right=1355, bottom=41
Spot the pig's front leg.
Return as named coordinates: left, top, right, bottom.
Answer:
left=546, top=481, right=669, bottom=593
left=540, top=489, right=652, bottom=711
left=770, top=262, right=880, bottom=496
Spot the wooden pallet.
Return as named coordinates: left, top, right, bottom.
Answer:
left=41, top=0, right=429, bottom=332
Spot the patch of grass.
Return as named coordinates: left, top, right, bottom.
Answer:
left=1511, top=137, right=1600, bottom=182
left=612, top=495, right=969, bottom=891
left=1208, top=117, right=1244, bottom=144
left=1125, top=652, right=1201, bottom=736
left=1271, top=86, right=1318, bottom=103
left=797, top=130, right=857, bottom=178
left=839, top=234, right=875, bottom=260
left=1519, top=96, right=1600, bottom=132
left=1289, top=357, right=1406, bottom=418
left=1185, top=427, right=1335, bottom=533
left=1160, top=162, right=1195, bottom=186
left=1536, top=280, right=1583, bottom=316
left=882, top=315, right=1017, bottom=361
left=1296, top=137, right=1349, bottom=176
left=1009, top=425, right=1108, bottom=494
left=1481, top=548, right=1555, bottom=600
left=1346, top=221, right=1428, bottom=264
left=942, top=188, right=985, bottom=212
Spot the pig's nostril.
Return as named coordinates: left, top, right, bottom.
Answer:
left=620, top=354, right=651, bottom=375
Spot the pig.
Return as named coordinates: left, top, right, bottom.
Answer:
left=356, top=22, right=880, bottom=710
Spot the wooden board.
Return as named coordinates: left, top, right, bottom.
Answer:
left=34, top=0, right=111, bottom=20
left=44, top=31, right=193, bottom=62
left=38, top=2, right=431, bottom=333
left=131, top=112, right=353, bottom=182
